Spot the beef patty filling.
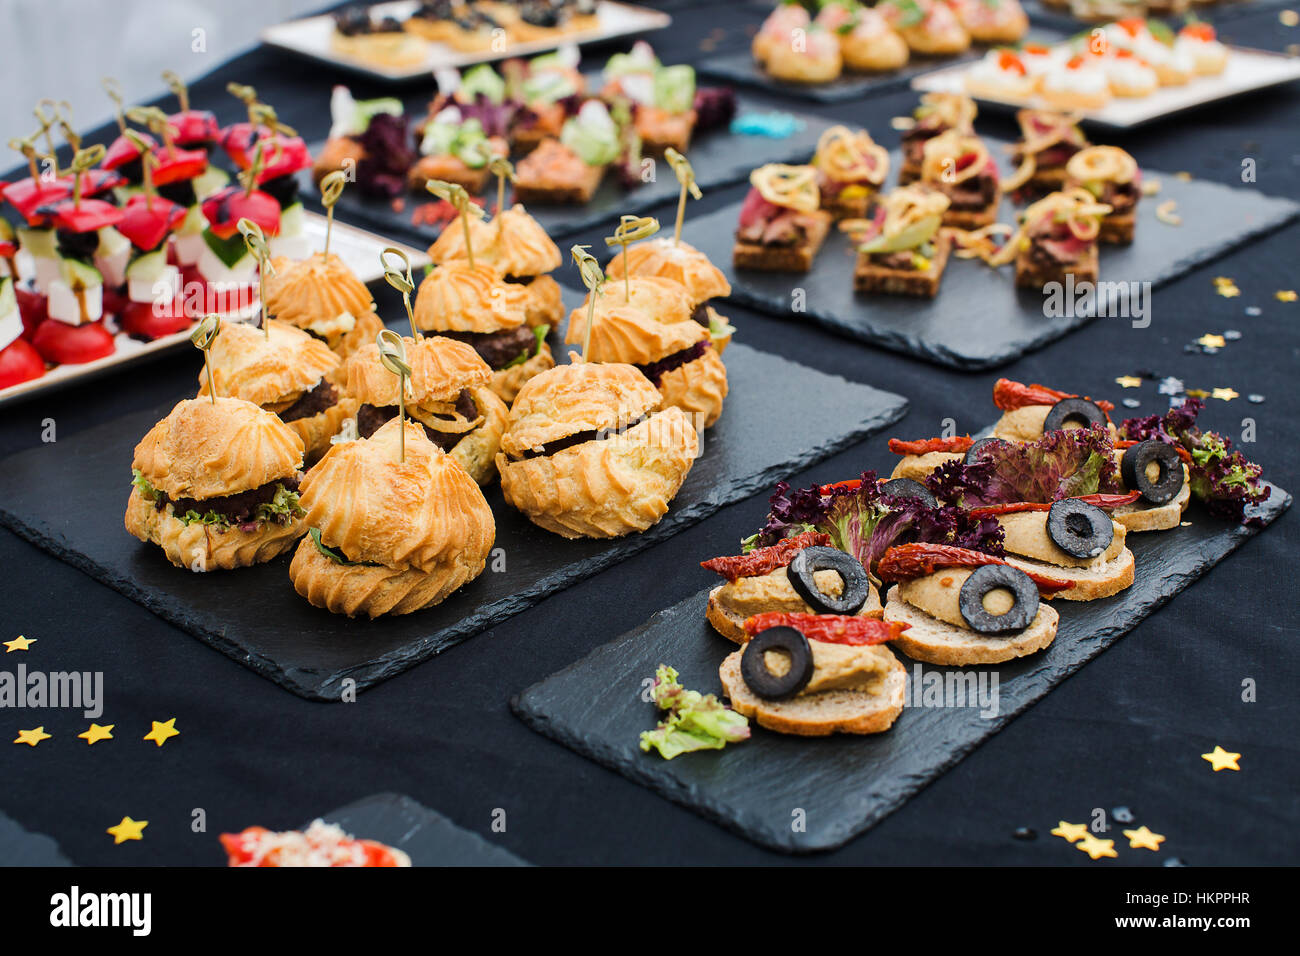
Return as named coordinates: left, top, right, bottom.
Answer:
left=147, top=473, right=303, bottom=529
left=636, top=339, right=711, bottom=387
left=510, top=414, right=648, bottom=461
left=277, top=379, right=339, bottom=423
left=442, top=325, right=539, bottom=370
left=357, top=388, right=479, bottom=452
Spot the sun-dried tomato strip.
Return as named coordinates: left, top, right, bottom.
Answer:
left=877, top=543, right=1074, bottom=593
left=819, top=478, right=862, bottom=494
left=743, top=612, right=909, bottom=646
left=700, top=531, right=830, bottom=582
left=1114, top=439, right=1192, bottom=463
left=968, top=492, right=1140, bottom=519
left=888, top=435, right=974, bottom=456
left=993, top=377, right=1115, bottom=413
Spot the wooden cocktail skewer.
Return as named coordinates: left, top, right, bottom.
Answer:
left=425, top=179, right=484, bottom=270
left=236, top=217, right=274, bottom=340
left=381, top=247, right=419, bottom=340
left=570, top=244, right=605, bottom=363
left=603, top=215, right=659, bottom=301
left=192, top=313, right=221, bottom=403
left=664, top=148, right=702, bottom=247
left=487, top=155, right=516, bottom=231
left=376, top=329, right=413, bottom=463
left=318, top=170, right=347, bottom=259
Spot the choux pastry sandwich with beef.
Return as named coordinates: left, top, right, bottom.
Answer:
left=260, top=251, right=385, bottom=367
left=289, top=416, right=495, bottom=618
left=196, top=319, right=358, bottom=462
left=347, top=333, right=508, bottom=486
left=495, top=359, right=698, bottom=539
left=564, top=274, right=728, bottom=428
left=126, top=396, right=307, bottom=571
left=412, top=259, right=553, bottom=404
left=604, top=237, right=734, bottom=353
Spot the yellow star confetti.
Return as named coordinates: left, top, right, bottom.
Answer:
left=1051, top=821, right=1089, bottom=843
left=1114, top=376, right=1143, bottom=388
left=14, top=726, right=51, bottom=747
left=1197, top=333, right=1226, bottom=349
left=3, top=635, right=35, bottom=652
left=1123, top=826, right=1166, bottom=851
left=1185, top=388, right=1210, bottom=399
left=1212, top=387, right=1239, bottom=402
left=1277, top=290, right=1297, bottom=302
left=107, top=816, right=148, bottom=844
left=143, top=718, right=180, bottom=747
left=1213, top=276, right=1233, bottom=286
left=1076, top=833, right=1118, bottom=860
left=1174, top=171, right=1192, bottom=182
left=78, top=723, right=115, bottom=745
left=1282, top=9, right=1299, bottom=27
left=1202, top=746, right=1241, bottom=772
left=1217, top=285, right=1240, bottom=298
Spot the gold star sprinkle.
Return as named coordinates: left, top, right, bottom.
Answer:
left=1123, top=826, right=1166, bottom=851
left=78, top=723, right=115, bottom=745
left=3, top=635, right=35, bottom=652
left=106, top=816, right=148, bottom=845
left=1185, top=388, right=1210, bottom=399
left=143, top=718, right=180, bottom=747
left=1115, top=376, right=1143, bottom=388
left=1197, top=333, right=1227, bottom=348
left=1051, top=821, right=1089, bottom=843
left=14, top=727, right=51, bottom=747
left=1175, top=171, right=1192, bottom=181
left=1212, top=387, right=1239, bottom=402
left=1213, top=276, right=1233, bottom=286
left=1217, top=285, right=1240, bottom=298
left=1277, top=290, right=1297, bottom=302
left=1202, top=746, right=1241, bottom=772
left=1282, top=9, right=1299, bottom=27
left=1076, top=834, right=1118, bottom=859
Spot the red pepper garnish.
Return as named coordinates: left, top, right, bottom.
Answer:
left=992, top=377, right=1114, bottom=414
left=103, top=132, right=157, bottom=171
left=47, top=198, right=124, bottom=234
left=888, top=435, right=974, bottom=457
left=219, top=826, right=404, bottom=867
left=168, top=109, right=221, bottom=147
left=877, top=543, right=1074, bottom=593
left=968, top=493, right=1140, bottom=519
left=201, top=185, right=280, bottom=239
left=31, top=319, right=116, bottom=365
left=2, top=178, right=73, bottom=226
left=149, top=146, right=208, bottom=186
left=700, top=531, right=831, bottom=583
left=818, top=478, right=862, bottom=494
left=117, top=194, right=186, bottom=252
left=743, top=612, right=909, bottom=646
left=0, top=338, right=46, bottom=390
left=1114, top=439, right=1192, bottom=464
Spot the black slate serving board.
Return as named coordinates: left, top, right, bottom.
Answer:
left=308, top=93, right=834, bottom=245
left=684, top=156, right=1300, bottom=369
left=513, top=485, right=1290, bottom=853
left=0, top=343, right=906, bottom=701
left=318, top=793, right=527, bottom=866
left=0, top=808, right=73, bottom=866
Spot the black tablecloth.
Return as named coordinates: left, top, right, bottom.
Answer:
left=1, top=2, right=1296, bottom=866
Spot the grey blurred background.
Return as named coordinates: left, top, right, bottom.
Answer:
left=1, top=0, right=324, bottom=143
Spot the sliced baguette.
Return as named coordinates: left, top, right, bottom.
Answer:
left=883, top=590, right=1060, bottom=665
left=706, top=582, right=883, bottom=645
left=889, top=450, right=963, bottom=482
left=1001, top=547, right=1135, bottom=601
left=718, top=647, right=907, bottom=736
left=1112, top=480, right=1191, bottom=533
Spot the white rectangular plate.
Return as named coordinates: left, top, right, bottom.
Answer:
left=0, top=212, right=429, bottom=408
left=912, top=45, right=1300, bottom=128
left=260, top=0, right=672, bottom=82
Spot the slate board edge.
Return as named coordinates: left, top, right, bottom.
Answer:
left=716, top=184, right=1300, bottom=370
left=0, top=367, right=907, bottom=701
left=320, top=792, right=529, bottom=867
left=513, top=485, right=1291, bottom=854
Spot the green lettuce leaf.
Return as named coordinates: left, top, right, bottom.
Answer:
left=639, top=665, right=750, bottom=760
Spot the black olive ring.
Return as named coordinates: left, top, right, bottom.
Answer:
left=1121, top=439, right=1185, bottom=505
left=965, top=436, right=1009, bottom=465
left=958, top=564, right=1040, bottom=635
left=787, top=546, right=870, bottom=616
left=1047, top=498, right=1113, bottom=559
left=879, top=477, right=939, bottom=509
left=1043, top=397, right=1108, bottom=434
left=741, top=627, right=814, bottom=701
